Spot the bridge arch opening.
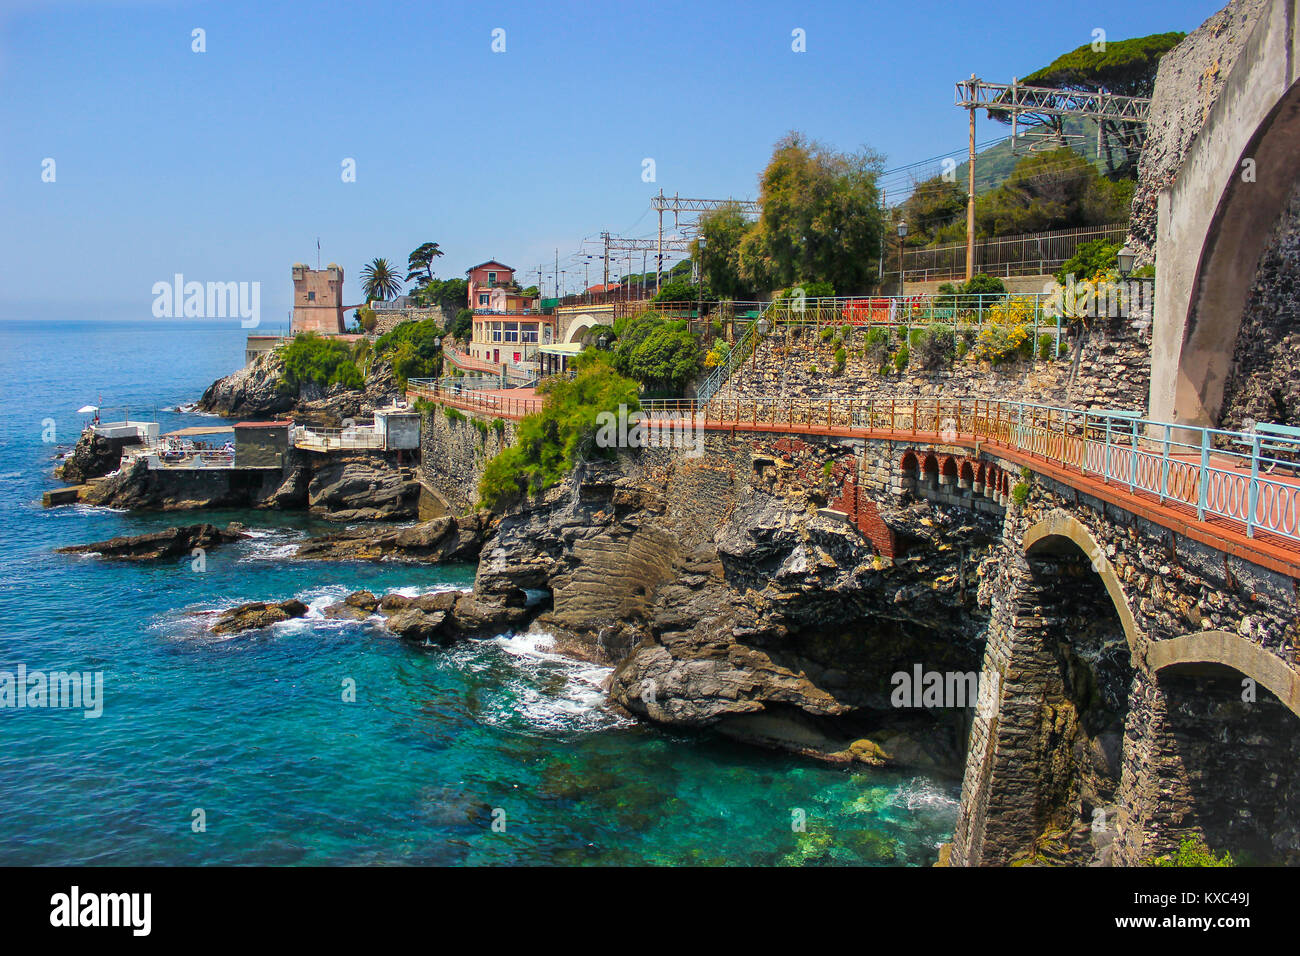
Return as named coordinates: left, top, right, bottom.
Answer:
left=1135, top=638, right=1300, bottom=865
left=921, top=453, right=939, bottom=489
left=959, top=512, right=1142, bottom=865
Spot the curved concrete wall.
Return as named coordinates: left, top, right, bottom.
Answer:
left=1151, top=0, right=1300, bottom=426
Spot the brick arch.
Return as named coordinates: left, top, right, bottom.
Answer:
left=921, top=452, right=939, bottom=476
left=1148, top=630, right=1300, bottom=719
left=941, top=456, right=959, bottom=480
left=959, top=460, right=975, bottom=483
left=899, top=450, right=920, bottom=477
left=1023, top=510, right=1142, bottom=656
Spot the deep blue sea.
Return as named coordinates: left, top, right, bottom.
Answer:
left=0, top=318, right=958, bottom=865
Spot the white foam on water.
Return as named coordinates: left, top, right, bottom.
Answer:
left=236, top=527, right=305, bottom=562
left=470, top=628, right=632, bottom=734
left=895, top=777, right=960, bottom=813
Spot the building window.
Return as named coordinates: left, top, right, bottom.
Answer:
left=521, top=323, right=538, bottom=343
left=491, top=323, right=502, bottom=343
left=487, top=272, right=497, bottom=286
left=478, top=294, right=489, bottom=307
left=504, top=322, right=519, bottom=342
left=307, top=291, right=316, bottom=302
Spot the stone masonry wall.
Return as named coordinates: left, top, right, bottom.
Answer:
left=721, top=320, right=1150, bottom=412
left=952, top=469, right=1300, bottom=865
left=1219, top=176, right=1300, bottom=430
left=418, top=405, right=516, bottom=513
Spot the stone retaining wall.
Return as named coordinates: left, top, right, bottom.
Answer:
left=719, top=320, right=1150, bottom=412
left=417, top=404, right=516, bottom=513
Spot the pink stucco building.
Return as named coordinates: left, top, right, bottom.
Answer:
left=465, top=260, right=552, bottom=364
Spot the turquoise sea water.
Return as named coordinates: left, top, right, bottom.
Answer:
left=0, top=318, right=958, bottom=865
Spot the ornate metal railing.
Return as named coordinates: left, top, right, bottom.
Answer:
left=638, top=396, right=1300, bottom=548
left=405, top=381, right=544, bottom=419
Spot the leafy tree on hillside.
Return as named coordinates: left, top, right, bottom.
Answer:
left=694, top=201, right=753, bottom=298
left=449, top=308, right=473, bottom=343
left=412, top=277, right=469, bottom=311
left=361, top=257, right=404, bottom=302
left=975, top=148, right=1130, bottom=237
left=373, top=318, right=445, bottom=388
left=652, top=278, right=714, bottom=303
left=477, top=351, right=640, bottom=511
left=405, top=242, right=445, bottom=287
left=738, top=132, right=885, bottom=295
left=901, top=176, right=968, bottom=246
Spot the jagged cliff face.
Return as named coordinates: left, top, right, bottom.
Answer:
left=197, top=351, right=403, bottom=425
left=473, top=436, right=1003, bottom=775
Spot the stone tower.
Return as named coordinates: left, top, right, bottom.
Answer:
left=291, top=263, right=345, bottom=334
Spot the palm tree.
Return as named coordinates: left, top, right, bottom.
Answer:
left=361, top=257, right=403, bottom=302
left=405, top=242, right=445, bottom=287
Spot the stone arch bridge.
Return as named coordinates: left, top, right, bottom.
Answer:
left=408, top=379, right=1300, bottom=863
left=628, top=395, right=1300, bottom=864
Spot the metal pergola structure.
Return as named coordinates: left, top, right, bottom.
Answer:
left=951, top=75, right=1152, bottom=281
left=650, top=190, right=761, bottom=288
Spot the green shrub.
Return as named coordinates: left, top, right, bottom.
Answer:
left=819, top=327, right=835, bottom=343
left=935, top=274, right=1006, bottom=311
left=864, top=327, right=893, bottom=372
left=1010, top=481, right=1030, bottom=505
left=444, top=405, right=466, bottom=423
left=1056, top=238, right=1120, bottom=285
left=477, top=352, right=640, bottom=512
left=911, top=323, right=956, bottom=370
left=491, top=418, right=506, bottom=435
left=893, top=344, right=909, bottom=372
left=1038, top=333, right=1055, bottom=360
left=833, top=347, right=847, bottom=373
left=1151, top=837, right=1234, bottom=868
left=280, top=333, right=365, bottom=391
left=611, top=312, right=701, bottom=393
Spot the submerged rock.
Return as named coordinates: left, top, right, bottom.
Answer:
left=211, top=599, right=309, bottom=635
left=57, top=523, right=247, bottom=561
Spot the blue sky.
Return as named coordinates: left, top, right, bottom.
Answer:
left=1, top=0, right=1222, bottom=323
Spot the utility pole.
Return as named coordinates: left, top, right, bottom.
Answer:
left=656, top=188, right=664, bottom=292
left=602, top=231, right=610, bottom=291
left=966, top=74, right=977, bottom=282
left=554, top=248, right=559, bottom=299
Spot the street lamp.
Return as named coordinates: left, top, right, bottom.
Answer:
left=597, top=334, right=608, bottom=350
left=896, top=220, right=908, bottom=298
left=1117, top=245, right=1136, bottom=277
